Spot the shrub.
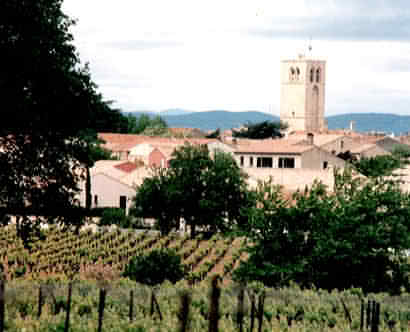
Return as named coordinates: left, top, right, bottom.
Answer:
left=123, top=248, right=185, bottom=286
left=99, top=208, right=131, bottom=228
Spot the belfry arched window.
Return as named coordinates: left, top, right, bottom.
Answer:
left=296, top=67, right=300, bottom=78
left=316, top=68, right=321, bottom=83
left=310, top=68, right=314, bottom=83
left=289, top=67, right=295, bottom=80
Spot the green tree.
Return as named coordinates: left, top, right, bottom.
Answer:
left=353, top=154, right=404, bottom=178
left=232, top=121, right=287, bottom=139
left=235, top=170, right=410, bottom=293
left=126, top=114, right=168, bottom=135
left=123, top=249, right=185, bottom=286
left=131, top=168, right=181, bottom=235
left=206, top=128, right=221, bottom=139
left=345, top=146, right=410, bottom=179
left=131, top=144, right=251, bottom=237
left=0, top=0, right=114, bottom=244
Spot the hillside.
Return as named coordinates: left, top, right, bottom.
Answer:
left=327, top=113, right=410, bottom=135
left=128, top=110, right=280, bottom=131
left=127, top=110, right=410, bottom=135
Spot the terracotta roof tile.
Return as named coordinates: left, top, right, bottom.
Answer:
left=114, top=161, right=138, bottom=173
left=98, top=133, right=218, bottom=153
left=234, top=138, right=314, bottom=154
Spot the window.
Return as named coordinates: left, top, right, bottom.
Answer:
left=240, top=156, right=244, bottom=167
left=278, top=157, right=295, bottom=168
left=316, top=68, right=321, bottom=83
left=340, top=140, right=344, bottom=149
left=289, top=67, right=295, bottom=80
left=120, top=196, right=127, bottom=210
left=94, top=195, right=98, bottom=207
left=250, top=157, right=254, bottom=167
left=323, top=161, right=328, bottom=169
left=296, top=67, right=300, bottom=78
left=257, top=157, right=273, bottom=168
left=310, top=68, right=314, bottom=83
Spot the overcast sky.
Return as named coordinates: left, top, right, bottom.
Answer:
left=62, top=0, right=410, bottom=116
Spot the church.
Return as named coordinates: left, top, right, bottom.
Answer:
left=280, top=53, right=327, bottom=132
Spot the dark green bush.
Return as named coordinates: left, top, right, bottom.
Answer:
left=99, top=207, right=131, bottom=228
left=123, top=248, right=185, bottom=286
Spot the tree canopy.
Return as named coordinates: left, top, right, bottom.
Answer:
left=235, top=170, right=410, bottom=293
left=0, top=0, right=120, bottom=243
left=346, top=147, right=410, bottom=178
left=126, top=114, right=168, bottom=136
left=232, top=120, right=287, bottom=139
left=131, top=144, right=251, bottom=236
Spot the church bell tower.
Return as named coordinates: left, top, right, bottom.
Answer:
left=280, top=54, right=327, bottom=132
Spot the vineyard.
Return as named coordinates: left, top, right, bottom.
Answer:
left=1, top=226, right=410, bottom=331
left=0, top=225, right=247, bottom=283
left=1, top=276, right=410, bottom=331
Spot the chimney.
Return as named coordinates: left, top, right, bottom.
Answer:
left=307, top=132, right=314, bottom=145
left=349, top=121, right=355, bottom=132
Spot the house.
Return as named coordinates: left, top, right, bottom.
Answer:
left=233, top=136, right=347, bottom=191
left=79, top=160, right=152, bottom=214
left=234, top=136, right=346, bottom=170
left=99, top=133, right=234, bottom=167
left=350, top=143, right=391, bottom=160
left=288, top=132, right=355, bottom=155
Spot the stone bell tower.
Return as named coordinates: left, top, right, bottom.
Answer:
left=280, top=54, right=327, bottom=132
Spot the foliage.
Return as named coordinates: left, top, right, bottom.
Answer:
left=235, top=170, right=410, bottom=293
left=346, top=146, right=410, bottom=178
left=99, top=208, right=131, bottom=228
left=0, top=0, right=128, bottom=244
left=126, top=114, right=168, bottom=136
left=205, top=128, right=221, bottom=139
left=352, top=154, right=403, bottom=178
left=131, top=144, right=252, bottom=236
left=3, top=278, right=410, bottom=331
left=336, top=150, right=357, bottom=162
left=232, top=120, right=287, bottom=139
left=132, top=169, right=181, bottom=235
left=123, top=249, right=185, bottom=285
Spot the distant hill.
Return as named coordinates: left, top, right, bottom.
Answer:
left=326, top=113, right=410, bottom=136
left=126, top=110, right=410, bottom=135
left=159, top=108, right=193, bottom=116
left=128, top=110, right=279, bottom=131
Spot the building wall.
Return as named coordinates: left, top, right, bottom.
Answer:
left=235, top=153, right=302, bottom=169
left=149, top=148, right=167, bottom=168
left=245, top=168, right=336, bottom=191
left=320, top=136, right=355, bottom=155
left=355, top=145, right=391, bottom=159
left=301, top=146, right=347, bottom=169
left=280, top=57, right=326, bottom=132
left=375, top=137, right=404, bottom=153
left=79, top=173, right=135, bottom=215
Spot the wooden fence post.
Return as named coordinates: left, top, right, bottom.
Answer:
left=257, top=291, right=265, bottom=332
left=97, top=288, right=106, bottom=332
left=129, top=290, right=134, bottom=322
left=236, top=285, right=245, bottom=332
left=208, top=275, right=221, bottom=332
left=37, top=285, right=43, bottom=319
left=360, top=300, right=364, bottom=331
left=0, top=278, right=4, bottom=332
left=64, top=282, right=73, bottom=332
left=178, top=290, right=191, bottom=332
left=249, top=294, right=256, bottom=332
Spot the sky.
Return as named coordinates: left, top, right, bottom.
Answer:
left=62, top=0, right=410, bottom=116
